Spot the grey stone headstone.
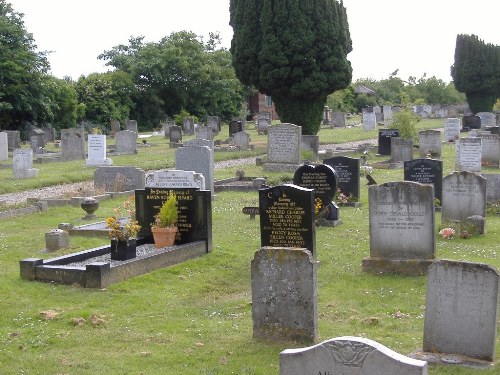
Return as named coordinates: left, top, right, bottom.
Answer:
left=332, top=111, right=346, bottom=128
left=162, top=123, right=171, bottom=138
left=419, top=130, right=441, bottom=158
left=252, top=247, right=318, bottom=343
left=480, top=134, right=500, bottom=166
left=322, top=105, right=331, bottom=124
left=383, top=105, right=393, bottom=125
left=280, top=336, right=428, bottom=375
left=182, top=117, right=194, bottom=135
left=423, top=260, right=499, bottom=362
left=477, top=112, right=496, bottom=128
left=442, top=171, right=486, bottom=223
left=125, top=119, right=138, bottom=136
left=169, top=126, right=182, bottom=143
left=61, top=128, right=85, bottom=160
left=363, top=181, right=435, bottom=275
left=257, top=116, right=271, bottom=134
left=390, top=138, right=413, bottom=163
left=206, top=116, right=220, bottom=135
left=481, top=173, right=500, bottom=203
left=0, top=132, right=8, bottom=161
left=362, top=112, right=376, bottom=130
left=231, top=131, right=251, bottom=147
left=195, top=126, right=213, bottom=141
left=86, top=134, right=112, bottom=167
left=265, top=123, right=301, bottom=171
left=175, top=145, right=214, bottom=194
left=300, top=135, right=319, bottom=156
left=42, top=127, right=55, bottom=142
left=94, top=166, right=145, bottom=192
left=444, top=118, right=461, bottom=142
left=13, top=148, right=38, bottom=179
left=184, top=138, right=214, bottom=150
left=5, top=130, right=21, bottom=150
left=110, top=120, right=121, bottom=135
left=455, top=137, right=482, bottom=172
left=145, top=169, right=205, bottom=189
left=115, top=130, right=137, bottom=154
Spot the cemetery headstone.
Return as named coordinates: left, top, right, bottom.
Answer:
left=480, top=134, right=500, bottom=166
left=30, top=128, right=46, bottom=153
left=259, top=184, right=315, bottom=255
left=332, top=111, right=346, bottom=128
left=404, top=159, right=443, bottom=204
left=5, top=130, right=21, bottom=150
left=13, top=148, right=38, bottom=178
left=300, top=135, right=319, bottom=156
left=323, top=105, right=330, bottom=125
left=42, top=127, right=55, bottom=142
left=419, top=129, right=441, bottom=158
left=421, top=260, right=499, bottom=363
left=229, top=119, right=243, bottom=138
left=481, top=173, right=500, bottom=203
left=280, top=336, right=428, bottom=375
left=265, top=124, right=301, bottom=171
left=323, top=156, right=360, bottom=201
left=145, top=169, right=205, bottom=190
left=175, top=145, right=214, bottom=195
left=363, top=181, right=435, bottom=275
left=61, top=128, right=85, bottom=160
left=94, top=166, right=145, bottom=192
left=378, top=129, right=399, bottom=155
left=444, top=118, right=461, bottom=142
left=115, top=130, right=137, bottom=154
left=252, top=246, right=318, bottom=343
left=390, top=137, right=413, bottom=163
left=195, top=126, right=213, bottom=141
left=257, top=116, right=271, bottom=135
left=231, top=131, right=251, bottom=149
left=169, top=126, right=182, bottom=144
left=293, top=164, right=336, bottom=216
left=455, top=137, right=481, bottom=172
left=110, top=120, right=121, bottom=136
left=0, top=132, right=8, bottom=161
left=182, top=117, right=194, bottom=135
left=125, top=119, right=138, bottom=137
left=462, top=115, right=481, bottom=131
left=383, top=105, right=393, bottom=125
left=477, top=112, right=496, bottom=129
left=162, top=123, right=171, bottom=138
left=362, top=112, right=376, bottom=130
left=442, top=171, right=486, bottom=229
left=206, top=116, right=220, bottom=135
left=86, top=134, right=112, bottom=166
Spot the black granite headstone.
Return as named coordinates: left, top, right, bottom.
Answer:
left=259, top=185, right=315, bottom=255
left=378, top=129, right=399, bottom=155
left=229, top=120, right=243, bottom=138
left=323, top=156, right=360, bottom=201
left=404, top=158, right=443, bottom=204
left=462, top=115, right=481, bottom=131
left=293, top=164, right=336, bottom=216
left=135, top=187, right=212, bottom=250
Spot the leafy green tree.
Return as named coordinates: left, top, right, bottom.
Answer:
left=0, top=0, right=50, bottom=130
left=389, top=108, right=420, bottom=143
left=43, top=76, right=79, bottom=130
left=326, top=87, right=356, bottom=113
left=230, top=0, right=352, bottom=135
left=451, top=34, right=500, bottom=113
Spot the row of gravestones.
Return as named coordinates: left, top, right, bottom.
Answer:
left=253, top=181, right=499, bottom=372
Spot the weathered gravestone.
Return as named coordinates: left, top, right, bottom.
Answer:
left=419, top=130, right=442, bottom=158
left=115, top=130, right=137, bottom=154
left=110, top=120, right=121, bottom=136
left=30, top=128, right=45, bottom=153
left=362, top=112, right=376, bottom=130
left=0, top=132, right=7, bottom=161
left=390, top=137, right=413, bottom=163
left=265, top=124, right=301, bottom=172
left=332, top=111, right=346, bottom=128
left=162, top=122, right=171, bottom=138
left=206, top=116, right=220, bottom=135
left=229, top=119, right=243, bottom=138
left=94, top=166, right=145, bottom=192
left=86, top=134, right=112, bottom=167
left=195, top=126, right=213, bottom=141
left=301, top=135, right=319, bottom=157
left=182, top=117, right=194, bottom=135
left=13, top=148, right=38, bottom=179
left=444, top=118, right=461, bottom=142
left=323, top=156, right=360, bottom=202
left=455, top=137, right=481, bottom=172
left=5, top=130, right=21, bottom=150
left=378, top=129, right=399, bottom=155
left=404, top=159, right=443, bottom=204
left=257, top=111, right=271, bottom=134
left=477, top=112, right=496, bottom=129
left=280, top=336, right=428, bottom=375
left=363, top=181, right=435, bottom=275
left=231, top=131, right=251, bottom=149
left=61, top=128, right=85, bottom=160
left=481, top=173, right=500, bottom=203
left=135, top=187, right=212, bottom=251
left=145, top=169, right=205, bottom=190
left=293, top=164, right=336, bottom=216
left=419, top=260, right=499, bottom=364
left=462, top=115, right=481, bottom=131
left=383, top=105, right=393, bottom=125
left=42, top=127, right=55, bottom=142
left=169, top=126, right=182, bottom=144
left=441, top=171, right=486, bottom=232
left=252, top=246, right=318, bottom=343
left=259, top=184, right=315, bottom=255
left=480, top=134, right=500, bottom=166
left=175, top=145, right=214, bottom=195
left=125, top=119, right=138, bottom=136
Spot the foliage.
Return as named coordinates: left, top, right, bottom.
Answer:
left=105, top=196, right=141, bottom=241
left=153, top=192, right=178, bottom=228
left=326, top=87, right=356, bottom=113
left=388, top=107, right=420, bottom=143
left=230, top=0, right=352, bottom=135
left=173, top=109, right=197, bottom=126
left=451, top=34, right=500, bottom=113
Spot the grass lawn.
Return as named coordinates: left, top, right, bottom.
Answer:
left=0, top=119, right=499, bottom=374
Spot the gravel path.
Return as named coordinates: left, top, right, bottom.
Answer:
left=0, top=139, right=376, bottom=206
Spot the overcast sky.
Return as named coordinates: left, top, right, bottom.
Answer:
left=8, top=0, right=500, bottom=83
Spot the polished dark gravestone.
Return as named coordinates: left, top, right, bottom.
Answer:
left=229, top=120, right=243, bottom=138
left=378, top=129, right=399, bottom=155
left=462, top=115, right=481, bottom=131
left=292, top=164, right=336, bottom=216
left=404, top=159, right=443, bottom=204
left=323, top=156, right=359, bottom=201
left=259, top=185, right=315, bottom=255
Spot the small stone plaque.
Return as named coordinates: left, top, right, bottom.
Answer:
left=145, top=169, right=205, bottom=189
left=293, top=164, right=336, bottom=215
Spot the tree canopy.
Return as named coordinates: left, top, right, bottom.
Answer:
left=451, top=34, right=500, bottom=113
left=230, top=0, right=352, bottom=135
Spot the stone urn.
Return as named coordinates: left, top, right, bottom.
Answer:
left=81, top=197, right=99, bottom=220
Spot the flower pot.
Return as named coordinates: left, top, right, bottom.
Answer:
left=110, top=239, right=137, bottom=261
left=151, top=226, right=178, bottom=248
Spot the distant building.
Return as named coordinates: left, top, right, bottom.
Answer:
left=248, top=92, right=280, bottom=121
left=354, top=85, right=376, bottom=96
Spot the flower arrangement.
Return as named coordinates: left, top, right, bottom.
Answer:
left=438, top=227, right=455, bottom=240
left=105, top=196, right=141, bottom=241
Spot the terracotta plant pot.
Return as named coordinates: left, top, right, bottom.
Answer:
left=151, top=226, right=178, bottom=248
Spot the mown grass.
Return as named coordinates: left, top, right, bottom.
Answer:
left=0, top=119, right=499, bottom=374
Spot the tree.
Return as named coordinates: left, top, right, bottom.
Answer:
left=0, top=0, right=50, bottom=130
left=451, top=34, right=500, bottom=113
left=230, top=0, right=352, bottom=135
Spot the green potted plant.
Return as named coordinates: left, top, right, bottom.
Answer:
left=151, top=192, right=178, bottom=248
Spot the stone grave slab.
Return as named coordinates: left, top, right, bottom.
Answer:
left=390, top=137, right=413, bottom=163
left=145, top=169, right=205, bottom=189
left=13, top=148, right=38, bottom=179
left=86, top=134, right=112, bottom=167
left=404, top=159, right=443, bottom=204
left=378, top=129, right=399, bottom=155
left=0, top=131, right=7, bottom=161
left=265, top=123, right=301, bottom=171
left=293, top=164, right=336, bottom=216
left=419, top=130, right=441, bottom=158
left=480, top=134, right=500, bottom=166
left=175, top=145, right=214, bottom=194
left=94, top=166, right=145, bottom=192
left=323, top=156, right=360, bottom=202
left=362, top=112, right=376, bottom=130
left=455, top=137, right=481, bottom=172
left=61, top=128, right=85, bottom=160
left=115, top=130, right=137, bottom=154
left=444, top=118, right=461, bottom=142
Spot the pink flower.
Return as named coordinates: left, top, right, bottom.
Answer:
left=439, top=228, right=455, bottom=239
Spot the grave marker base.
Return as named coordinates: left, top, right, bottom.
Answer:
left=410, top=351, right=494, bottom=369
left=263, top=162, right=301, bottom=172
left=362, top=258, right=434, bottom=276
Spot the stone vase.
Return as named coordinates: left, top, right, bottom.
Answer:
left=110, top=239, right=137, bottom=261
left=151, top=226, right=178, bottom=248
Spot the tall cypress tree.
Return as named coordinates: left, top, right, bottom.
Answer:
left=230, top=0, right=352, bottom=135
left=451, top=34, right=500, bottom=113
